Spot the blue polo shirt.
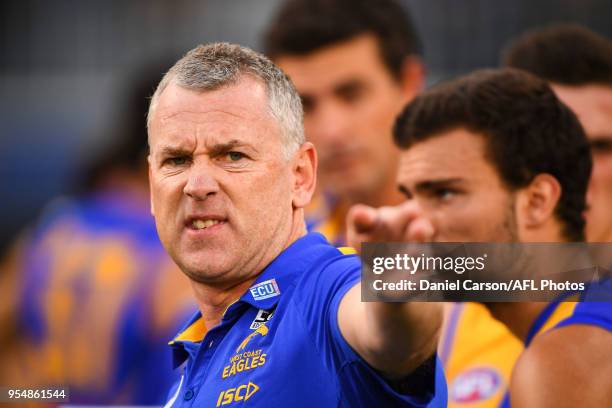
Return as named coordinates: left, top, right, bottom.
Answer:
left=166, top=233, right=447, bottom=407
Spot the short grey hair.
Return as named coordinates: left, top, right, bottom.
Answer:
left=147, top=42, right=304, bottom=159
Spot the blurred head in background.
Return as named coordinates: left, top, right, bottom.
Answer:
left=393, top=68, right=591, bottom=243
left=264, top=0, right=424, bottom=213
left=503, top=24, right=612, bottom=242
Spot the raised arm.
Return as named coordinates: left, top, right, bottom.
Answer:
left=338, top=203, right=442, bottom=378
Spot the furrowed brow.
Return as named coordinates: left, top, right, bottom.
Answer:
left=207, top=140, right=254, bottom=156
left=157, top=145, right=191, bottom=159
left=415, top=178, right=464, bottom=194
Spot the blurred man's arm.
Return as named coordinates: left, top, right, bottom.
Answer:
left=338, top=203, right=442, bottom=378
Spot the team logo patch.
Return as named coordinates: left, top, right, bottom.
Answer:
left=249, top=279, right=280, bottom=301
left=450, top=367, right=501, bottom=403
left=250, top=308, right=275, bottom=330
left=236, top=325, right=269, bottom=352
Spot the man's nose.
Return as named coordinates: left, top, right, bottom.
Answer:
left=183, top=164, right=220, bottom=200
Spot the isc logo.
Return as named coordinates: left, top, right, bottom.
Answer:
left=216, top=382, right=260, bottom=406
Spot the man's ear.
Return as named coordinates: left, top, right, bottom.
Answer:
left=516, top=173, right=562, bottom=231
left=147, top=155, right=155, bottom=217
left=291, top=142, right=317, bottom=209
left=397, top=56, right=425, bottom=102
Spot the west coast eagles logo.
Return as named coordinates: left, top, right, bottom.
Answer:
left=236, top=325, right=269, bottom=352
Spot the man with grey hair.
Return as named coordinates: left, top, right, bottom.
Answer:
left=146, top=42, right=446, bottom=407
left=148, top=44, right=304, bottom=159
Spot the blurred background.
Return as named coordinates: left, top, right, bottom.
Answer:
left=0, top=0, right=611, bottom=405
left=1, top=0, right=612, bottom=252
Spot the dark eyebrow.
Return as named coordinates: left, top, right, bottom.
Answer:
left=589, top=136, right=612, bottom=152
left=398, top=178, right=465, bottom=198
left=415, top=178, right=464, bottom=193
left=398, top=184, right=412, bottom=199
left=207, top=140, right=254, bottom=157
left=157, top=145, right=191, bottom=159
left=334, top=78, right=367, bottom=95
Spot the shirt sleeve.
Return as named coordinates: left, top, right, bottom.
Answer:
left=557, top=279, right=612, bottom=331
left=294, top=251, right=447, bottom=407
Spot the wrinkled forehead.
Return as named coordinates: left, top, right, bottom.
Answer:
left=156, top=79, right=269, bottom=120
left=148, top=80, right=283, bottom=148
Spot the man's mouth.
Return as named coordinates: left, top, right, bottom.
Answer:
left=187, top=218, right=227, bottom=230
left=192, top=219, right=225, bottom=230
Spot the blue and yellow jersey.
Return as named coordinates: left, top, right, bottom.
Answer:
left=305, top=191, right=346, bottom=246
left=12, top=188, right=195, bottom=405
left=551, top=279, right=612, bottom=333
left=522, top=280, right=612, bottom=349
left=499, top=281, right=612, bottom=407
left=166, top=233, right=447, bottom=407
left=441, top=303, right=523, bottom=408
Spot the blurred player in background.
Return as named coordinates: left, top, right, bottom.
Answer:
left=264, top=0, right=423, bottom=245
left=264, top=1, right=522, bottom=406
left=503, top=23, right=612, bottom=244
left=347, top=68, right=611, bottom=407
left=0, top=61, right=195, bottom=405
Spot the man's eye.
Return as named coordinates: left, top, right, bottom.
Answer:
left=435, top=189, right=456, bottom=200
left=227, top=151, right=246, bottom=161
left=340, top=89, right=362, bottom=103
left=590, top=139, right=612, bottom=154
left=337, top=84, right=366, bottom=105
left=165, top=156, right=189, bottom=166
